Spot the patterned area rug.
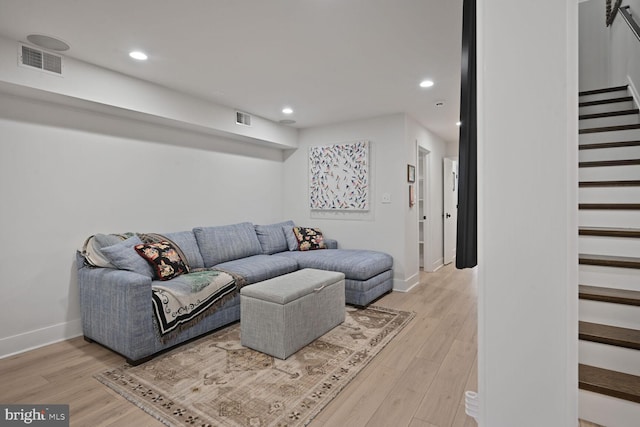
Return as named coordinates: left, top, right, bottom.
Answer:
left=95, top=305, right=413, bottom=427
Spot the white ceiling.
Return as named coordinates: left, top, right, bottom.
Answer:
left=0, top=0, right=463, bottom=142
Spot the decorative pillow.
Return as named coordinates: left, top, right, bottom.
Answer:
left=134, top=241, right=189, bottom=281
left=101, top=235, right=154, bottom=278
left=292, top=227, right=327, bottom=251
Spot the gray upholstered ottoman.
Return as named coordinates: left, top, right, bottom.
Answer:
left=240, top=268, right=345, bottom=359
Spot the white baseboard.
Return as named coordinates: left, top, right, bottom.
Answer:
left=393, top=272, right=420, bottom=293
left=0, top=319, right=83, bottom=359
left=430, top=258, right=445, bottom=272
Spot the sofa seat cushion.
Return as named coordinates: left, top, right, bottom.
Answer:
left=214, top=254, right=298, bottom=284
left=274, top=249, right=392, bottom=281
left=194, top=222, right=263, bottom=267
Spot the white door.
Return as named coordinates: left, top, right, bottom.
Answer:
left=443, top=158, right=458, bottom=265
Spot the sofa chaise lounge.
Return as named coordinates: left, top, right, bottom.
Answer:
left=77, top=221, right=393, bottom=364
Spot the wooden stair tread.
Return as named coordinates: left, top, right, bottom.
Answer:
left=579, top=254, right=640, bottom=269
left=579, top=85, right=629, bottom=97
left=579, top=140, right=640, bottom=150
left=579, top=321, right=640, bottom=350
left=579, top=96, right=634, bottom=107
left=580, top=180, right=640, bottom=187
left=579, top=109, right=640, bottom=120
left=580, top=124, right=640, bottom=134
left=579, top=227, right=640, bottom=238
left=579, top=203, right=640, bottom=210
left=580, top=285, right=640, bottom=306
left=579, top=159, right=640, bottom=167
left=579, top=364, right=640, bottom=404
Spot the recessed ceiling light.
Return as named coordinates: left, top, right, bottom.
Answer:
left=419, top=80, right=434, bottom=88
left=456, top=121, right=462, bottom=127
left=129, top=51, right=148, bottom=61
left=282, top=107, right=293, bottom=115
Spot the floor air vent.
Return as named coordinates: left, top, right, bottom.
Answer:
left=236, top=111, right=252, bottom=127
left=20, top=44, right=63, bottom=75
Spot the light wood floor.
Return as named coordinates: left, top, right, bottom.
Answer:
left=0, top=264, right=600, bottom=427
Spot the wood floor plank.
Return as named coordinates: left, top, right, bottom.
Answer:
left=413, top=339, right=477, bottom=426
left=366, top=357, right=440, bottom=427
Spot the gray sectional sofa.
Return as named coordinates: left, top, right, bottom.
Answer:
left=77, top=221, right=393, bottom=364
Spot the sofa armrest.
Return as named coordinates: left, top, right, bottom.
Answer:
left=78, top=262, right=154, bottom=359
left=324, top=238, right=338, bottom=249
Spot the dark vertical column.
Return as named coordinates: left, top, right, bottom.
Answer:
left=456, top=0, right=477, bottom=269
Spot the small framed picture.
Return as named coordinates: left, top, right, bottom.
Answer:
left=407, top=164, right=416, bottom=183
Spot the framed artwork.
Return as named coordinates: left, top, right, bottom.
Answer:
left=309, top=140, right=369, bottom=211
left=407, top=164, right=416, bottom=183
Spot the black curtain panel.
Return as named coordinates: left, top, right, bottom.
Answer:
left=456, top=0, right=477, bottom=269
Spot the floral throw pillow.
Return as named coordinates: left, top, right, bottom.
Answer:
left=134, top=241, right=189, bottom=281
left=292, top=227, right=327, bottom=251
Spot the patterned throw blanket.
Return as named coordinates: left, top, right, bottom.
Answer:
left=151, top=269, right=247, bottom=340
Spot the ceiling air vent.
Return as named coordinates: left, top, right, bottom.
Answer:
left=236, top=111, right=252, bottom=127
left=19, top=44, right=63, bottom=75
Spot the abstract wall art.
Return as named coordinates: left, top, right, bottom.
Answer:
left=309, top=140, right=369, bottom=211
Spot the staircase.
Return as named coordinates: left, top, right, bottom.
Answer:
left=578, top=85, right=640, bottom=427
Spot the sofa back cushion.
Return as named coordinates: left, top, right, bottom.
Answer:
left=193, top=222, right=263, bottom=267
left=164, top=230, right=205, bottom=269
left=254, top=220, right=295, bottom=254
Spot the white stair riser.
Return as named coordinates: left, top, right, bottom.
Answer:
left=580, top=90, right=630, bottom=103
left=580, top=114, right=640, bottom=129
left=579, top=164, right=640, bottom=181
left=579, top=210, right=640, bottom=229
left=579, top=390, right=640, bottom=427
left=579, top=340, right=640, bottom=376
left=579, top=299, right=640, bottom=330
left=579, top=187, right=640, bottom=203
left=580, top=264, right=640, bottom=291
left=580, top=100, right=635, bottom=115
left=579, top=145, right=640, bottom=161
left=579, top=235, right=640, bottom=258
left=579, top=129, right=640, bottom=144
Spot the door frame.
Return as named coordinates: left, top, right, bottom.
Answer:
left=418, top=146, right=434, bottom=272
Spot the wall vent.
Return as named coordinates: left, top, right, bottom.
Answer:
left=236, top=111, right=252, bottom=127
left=19, top=44, right=63, bottom=75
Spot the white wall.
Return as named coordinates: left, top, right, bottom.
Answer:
left=0, top=94, right=286, bottom=357
left=445, top=140, right=460, bottom=158
left=282, top=113, right=446, bottom=292
left=579, top=0, right=640, bottom=93
left=579, top=0, right=610, bottom=90
left=609, top=0, right=640, bottom=97
left=478, top=0, right=578, bottom=425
